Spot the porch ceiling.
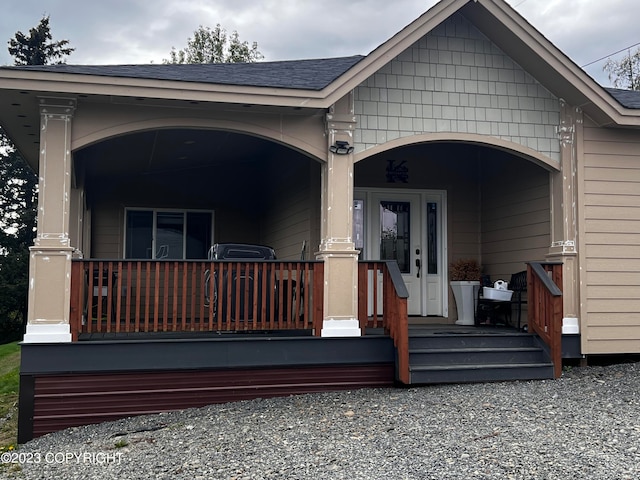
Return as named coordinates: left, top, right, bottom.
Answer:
left=76, top=129, right=282, bottom=179
left=75, top=129, right=301, bottom=211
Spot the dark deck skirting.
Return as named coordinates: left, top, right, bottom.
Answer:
left=19, top=335, right=395, bottom=443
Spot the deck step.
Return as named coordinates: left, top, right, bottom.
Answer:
left=406, top=328, right=555, bottom=384
left=409, top=362, right=555, bottom=384
left=409, top=333, right=535, bottom=350
left=409, top=346, right=547, bottom=365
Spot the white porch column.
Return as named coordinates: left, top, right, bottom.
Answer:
left=316, top=92, right=360, bottom=337
left=547, top=99, right=582, bottom=335
left=24, top=97, right=76, bottom=343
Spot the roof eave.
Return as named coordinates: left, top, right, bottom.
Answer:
left=0, top=70, right=334, bottom=109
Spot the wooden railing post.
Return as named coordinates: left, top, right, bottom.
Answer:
left=69, top=261, right=83, bottom=341
left=358, top=261, right=410, bottom=384
left=528, top=262, right=563, bottom=378
left=313, top=262, right=324, bottom=335
left=384, top=262, right=410, bottom=384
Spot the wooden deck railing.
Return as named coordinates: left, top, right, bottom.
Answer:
left=70, top=260, right=324, bottom=340
left=70, top=259, right=411, bottom=380
left=358, top=261, right=410, bottom=384
left=527, top=262, right=563, bottom=378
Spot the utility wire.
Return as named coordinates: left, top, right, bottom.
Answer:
left=510, top=0, right=637, bottom=69
left=581, top=42, right=640, bottom=68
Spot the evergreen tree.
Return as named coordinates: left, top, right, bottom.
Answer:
left=0, top=142, right=37, bottom=336
left=8, top=15, right=74, bottom=66
left=0, top=16, right=73, bottom=341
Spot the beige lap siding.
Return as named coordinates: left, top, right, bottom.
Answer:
left=580, top=120, right=640, bottom=354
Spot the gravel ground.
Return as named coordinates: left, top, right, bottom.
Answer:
left=4, top=362, right=640, bottom=480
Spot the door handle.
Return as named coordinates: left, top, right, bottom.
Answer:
left=415, top=258, right=421, bottom=278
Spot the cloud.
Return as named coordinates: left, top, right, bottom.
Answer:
left=0, top=0, right=637, bottom=87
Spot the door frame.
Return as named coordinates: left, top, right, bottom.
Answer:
left=354, top=188, right=448, bottom=317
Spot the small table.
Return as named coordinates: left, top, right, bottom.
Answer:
left=475, top=298, right=512, bottom=326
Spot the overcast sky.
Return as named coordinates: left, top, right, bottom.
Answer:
left=1, top=0, right=638, bottom=87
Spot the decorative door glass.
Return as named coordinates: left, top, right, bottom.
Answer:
left=379, top=201, right=410, bottom=273
left=427, top=202, right=438, bottom=274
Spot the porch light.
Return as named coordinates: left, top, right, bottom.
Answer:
left=330, top=141, right=354, bottom=155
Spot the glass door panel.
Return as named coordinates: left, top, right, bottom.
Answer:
left=379, top=201, right=410, bottom=273
left=156, top=212, right=184, bottom=259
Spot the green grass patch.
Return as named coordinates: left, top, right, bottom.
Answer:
left=0, top=342, right=20, bottom=450
left=0, top=342, right=20, bottom=395
left=0, top=341, right=20, bottom=360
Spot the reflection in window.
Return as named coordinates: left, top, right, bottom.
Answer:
left=125, top=211, right=153, bottom=259
left=156, top=212, right=184, bottom=259
left=380, top=201, right=410, bottom=273
left=125, top=210, right=213, bottom=259
left=353, top=200, right=364, bottom=251
left=186, top=212, right=212, bottom=259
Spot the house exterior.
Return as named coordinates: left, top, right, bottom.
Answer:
left=2, top=0, right=640, bottom=441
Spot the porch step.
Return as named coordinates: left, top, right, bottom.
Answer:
left=406, top=329, right=554, bottom=384
left=409, top=362, right=555, bottom=384
left=409, top=346, right=546, bottom=365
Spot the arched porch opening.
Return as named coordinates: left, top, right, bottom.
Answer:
left=354, top=140, right=554, bottom=324
left=73, top=128, right=322, bottom=261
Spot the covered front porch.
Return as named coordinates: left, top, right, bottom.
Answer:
left=18, top=261, right=562, bottom=442
left=67, top=257, right=564, bottom=376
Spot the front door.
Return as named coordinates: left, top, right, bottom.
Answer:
left=355, top=189, right=447, bottom=317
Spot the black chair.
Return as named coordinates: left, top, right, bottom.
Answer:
left=509, top=270, right=528, bottom=330
left=475, top=275, right=512, bottom=327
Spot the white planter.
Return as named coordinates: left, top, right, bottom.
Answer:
left=451, top=281, right=480, bottom=326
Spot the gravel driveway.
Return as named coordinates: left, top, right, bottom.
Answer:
left=5, top=361, right=640, bottom=479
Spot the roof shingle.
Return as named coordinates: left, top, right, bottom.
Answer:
left=4, top=56, right=640, bottom=110
left=605, top=87, right=640, bottom=109
left=1, top=56, right=365, bottom=91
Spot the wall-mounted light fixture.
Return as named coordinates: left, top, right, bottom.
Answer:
left=329, top=140, right=354, bottom=155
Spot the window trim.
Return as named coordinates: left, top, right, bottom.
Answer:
left=123, top=207, right=215, bottom=260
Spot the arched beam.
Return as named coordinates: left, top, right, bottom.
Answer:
left=354, top=132, right=560, bottom=171
left=71, top=117, right=326, bottom=162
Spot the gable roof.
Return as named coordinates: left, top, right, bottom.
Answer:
left=2, top=56, right=365, bottom=91
left=1, top=0, right=640, bottom=124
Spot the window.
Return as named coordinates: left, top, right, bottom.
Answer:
left=353, top=199, right=365, bottom=251
left=125, top=209, right=213, bottom=259
left=427, top=202, right=438, bottom=274
left=379, top=201, right=410, bottom=273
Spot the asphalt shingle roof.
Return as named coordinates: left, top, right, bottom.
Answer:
left=1, top=56, right=365, bottom=91
left=605, top=87, right=640, bottom=109
left=4, top=56, right=640, bottom=110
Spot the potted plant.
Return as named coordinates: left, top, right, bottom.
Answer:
left=449, top=259, right=481, bottom=325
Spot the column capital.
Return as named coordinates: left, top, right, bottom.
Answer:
left=39, top=96, right=76, bottom=117
left=326, top=91, right=356, bottom=139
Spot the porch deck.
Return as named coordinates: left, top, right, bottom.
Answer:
left=68, top=260, right=563, bottom=384
left=19, top=261, right=564, bottom=442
